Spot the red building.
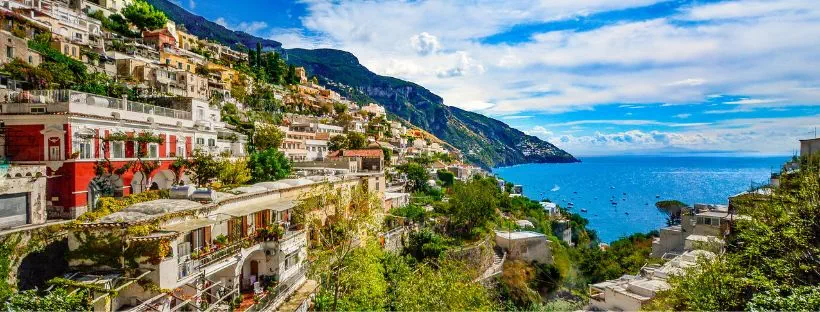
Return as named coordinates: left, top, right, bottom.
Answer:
left=0, top=90, right=246, bottom=218
left=142, top=28, right=177, bottom=50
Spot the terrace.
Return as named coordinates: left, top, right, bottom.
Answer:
left=0, top=89, right=193, bottom=120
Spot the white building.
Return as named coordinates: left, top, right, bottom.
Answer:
left=495, top=230, right=552, bottom=264
left=541, top=201, right=558, bottom=216
left=361, top=103, right=386, bottom=117
left=589, top=250, right=715, bottom=311
left=800, top=137, right=820, bottom=157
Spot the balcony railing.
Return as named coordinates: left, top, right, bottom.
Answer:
left=0, top=90, right=192, bottom=120
left=247, top=263, right=309, bottom=312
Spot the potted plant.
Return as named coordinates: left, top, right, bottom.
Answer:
left=214, top=234, right=228, bottom=248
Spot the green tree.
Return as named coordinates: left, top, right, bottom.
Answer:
left=448, top=178, right=500, bottom=238
left=406, top=229, right=448, bottom=261
left=398, top=163, right=429, bottom=192
left=122, top=0, right=168, bottom=31
left=328, top=134, right=348, bottom=152
left=247, top=149, right=291, bottom=182
left=436, top=169, right=455, bottom=187
left=315, top=243, right=388, bottom=311
left=6, top=288, right=90, bottom=311
left=649, top=154, right=820, bottom=311
left=333, top=102, right=348, bottom=115
left=218, top=158, right=251, bottom=187
left=347, top=132, right=366, bottom=149
left=392, top=260, right=496, bottom=311
left=252, top=125, right=284, bottom=152
left=301, top=183, right=382, bottom=311
left=187, top=149, right=220, bottom=187
left=655, top=199, right=688, bottom=226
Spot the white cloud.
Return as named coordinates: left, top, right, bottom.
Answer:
left=542, top=119, right=710, bottom=128
left=289, top=0, right=820, bottom=114
left=525, top=126, right=553, bottom=138
left=668, top=78, right=707, bottom=87
left=501, top=115, right=533, bottom=120
left=533, top=115, right=820, bottom=155
left=410, top=32, right=440, bottom=55
left=675, top=113, right=692, bottom=119
left=723, top=98, right=787, bottom=105
left=703, top=107, right=755, bottom=114
left=213, top=17, right=268, bottom=35
left=436, top=51, right=485, bottom=78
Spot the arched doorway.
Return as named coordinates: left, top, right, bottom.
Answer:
left=131, top=172, right=146, bottom=194
left=152, top=169, right=176, bottom=190
left=237, top=250, right=268, bottom=292
left=86, top=182, right=100, bottom=211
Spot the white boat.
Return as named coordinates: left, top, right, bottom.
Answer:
left=551, top=185, right=560, bottom=192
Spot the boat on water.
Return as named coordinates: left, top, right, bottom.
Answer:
left=610, top=186, right=615, bottom=189
left=656, top=194, right=661, bottom=198
left=568, top=202, right=575, bottom=206
left=581, top=209, right=588, bottom=213
left=625, top=212, right=629, bottom=215
left=551, top=185, right=560, bottom=192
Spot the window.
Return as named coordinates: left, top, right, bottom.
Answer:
left=29, top=107, right=45, bottom=113
left=111, top=141, right=124, bottom=158
left=703, top=217, right=712, bottom=225
left=6, top=46, right=12, bottom=59
left=71, top=47, right=76, bottom=57
left=177, top=62, right=182, bottom=69
left=207, top=138, right=215, bottom=147
left=284, top=251, right=300, bottom=270
left=177, top=146, right=185, bottom=157
left=27, top=55, right=31, bottom=63
left=148, top=143, right=159, bottom=158
left=196, top=138, right=205, bottom=145
left=165, top=58, right=171, bottom=65
left=49, top=146, right=61, bottom=161
left=186, top=64, right=191, bottom=71
left=75, top=140, right=93, bottom=159
left=63, top=46, right=69, bottom=54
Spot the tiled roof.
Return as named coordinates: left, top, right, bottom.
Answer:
left=328, top=149, right=383, bottom=158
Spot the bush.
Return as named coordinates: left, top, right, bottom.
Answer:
left=78, top=190, right=168, bottom=221
left=248, top=148, right=291, bottom=182
left=436, top=169, right=454, bottom=187
left=406, top=229, right=448, bottom=261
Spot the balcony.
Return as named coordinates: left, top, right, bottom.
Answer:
left=0, top=90, right=192, bottom=120
left=244, top=263, right=309, bottom=312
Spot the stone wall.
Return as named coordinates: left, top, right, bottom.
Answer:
left=445, top=234, right=495, bottom=278
left=0, top=222, right=71, bottom=289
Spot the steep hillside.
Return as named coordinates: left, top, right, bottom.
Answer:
left=147, top=0, right=578, bottom=168
left=145, top=0, right=282, bottom=50
left=285, top=49, right=578, bottom=168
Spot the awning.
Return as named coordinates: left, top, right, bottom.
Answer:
left=161, top=218, right=215, bottom=233
left=220, top=199, right=298, bottom=218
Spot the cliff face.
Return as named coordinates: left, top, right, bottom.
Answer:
left=285, top=48, right=578, bottom=168
left=147, top=0, right=578, bottom=168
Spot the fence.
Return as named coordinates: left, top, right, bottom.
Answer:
left=0, top=89, right=192, bottom=120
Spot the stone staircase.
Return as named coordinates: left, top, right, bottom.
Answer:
left=475, top=247, right=506, bottom=282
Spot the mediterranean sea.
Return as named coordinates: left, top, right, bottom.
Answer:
left=493, top=156, right=788, bottom=243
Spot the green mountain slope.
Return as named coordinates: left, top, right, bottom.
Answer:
left=147, top=0, right=578, bottom=168
left=285, top=48, right=577, bottom=168
left=145, top=0, right=282, bottom=50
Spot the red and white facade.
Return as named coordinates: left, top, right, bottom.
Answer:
left=0, top=89, right=246, bottom=218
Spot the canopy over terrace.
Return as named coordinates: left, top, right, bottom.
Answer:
left=216, top=199, right=298, bottom=222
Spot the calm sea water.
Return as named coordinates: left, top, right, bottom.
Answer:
left=493, top=156, right=787, bottom=243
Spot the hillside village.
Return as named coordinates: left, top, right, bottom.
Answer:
left=0, top=0, right=488, bottom=310
left=0, top=1, right=817, bottom=311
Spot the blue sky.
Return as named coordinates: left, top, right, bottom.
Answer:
left=180, top=0, right=820, bottom=156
